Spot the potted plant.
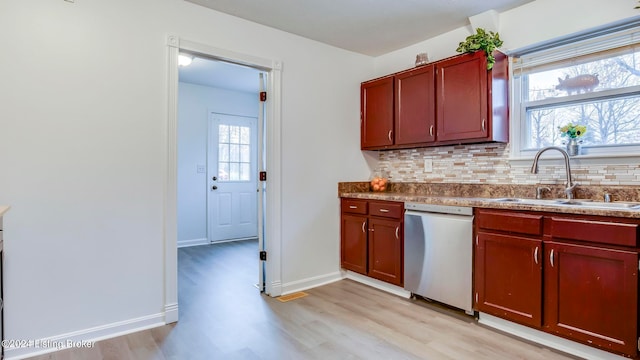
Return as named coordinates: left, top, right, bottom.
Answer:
left=559, top=123, right=587, bottom=156
left=456, top=28, right=504, bottom=70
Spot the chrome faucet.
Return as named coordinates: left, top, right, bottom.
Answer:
left=530, top=146, right=577, bottom=200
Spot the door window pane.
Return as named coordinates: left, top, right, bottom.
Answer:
left=219, top=125, right=229, bottom=143
left=218, top=124, right=251, bottom=182
left=240, top=144, right=250, bottom=163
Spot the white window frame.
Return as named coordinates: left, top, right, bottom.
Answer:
left=509, top=18, right=640, bottom=163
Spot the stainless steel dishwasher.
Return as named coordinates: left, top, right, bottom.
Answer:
left=404, top=202, right=474, bottom=315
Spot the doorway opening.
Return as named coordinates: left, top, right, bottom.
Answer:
left=165, top=35, right=284, bottom=324
left=177, top=55, right=266, bottom=288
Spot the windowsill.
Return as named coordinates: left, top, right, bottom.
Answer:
left=508, top=152, right=640, bottom=166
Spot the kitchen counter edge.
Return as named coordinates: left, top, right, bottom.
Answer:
left=339, top=192, right=640, bottom=219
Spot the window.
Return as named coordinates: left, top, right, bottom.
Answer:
left=511, top=20, right=640, bottom=158
left=218, top=124, right=251, bottom=181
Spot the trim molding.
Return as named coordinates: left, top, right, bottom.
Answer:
left=5, top=313, right=164, bottom=360
left=177, top=237, right=208, bottom=248
left=343, top=271, right=411, bottom=298
left=164, top=303, right=179, bottom=324
left=478, top=313, right=626, bottom=360
left=164, top=33, right=180, bottom=327
left=280, top=271, right=343, bottom=295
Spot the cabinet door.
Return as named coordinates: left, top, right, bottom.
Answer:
left=395, top=65, right=436, bottom=146
left=341, top=214, right=368, bottom=275
left=368, top=217, right=403, bottom=286
left=436, top=51, right=488, bottom=142
left=361, top=76, right=394, bottom=149
left=475, top=232, right=542, bottom=328
left=544, top=242, right=638, bottom=357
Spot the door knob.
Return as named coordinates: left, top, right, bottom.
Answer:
left=211, top=186, right=218, bottom=190
left=212, top=176, right=217, bottom=181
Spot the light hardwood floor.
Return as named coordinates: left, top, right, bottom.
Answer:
left=26, top=240, right=578, bottom=360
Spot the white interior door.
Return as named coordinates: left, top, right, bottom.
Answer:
left=208, top=113, right=258, bottom=242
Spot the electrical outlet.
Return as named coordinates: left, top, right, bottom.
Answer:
left=423, top=159, right=433, bottom=172
left=197, top=164, right=206, bottom=173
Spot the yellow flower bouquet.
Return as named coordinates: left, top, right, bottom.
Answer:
left=559, top=123, right=587, bottom=139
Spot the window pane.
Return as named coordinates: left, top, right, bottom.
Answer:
left=218, top=162, right=229, bottom=181
left=525, top=96, right=640, bottom=149
left=524, top=50, right=640, bottom=102
left=240, top=145, right=250, bottom=163
left=230, top=126, right=240, bottom=143
left=230, top=144, right=240, bottom=162
left=219, top=125, right=229, bottom=143
left=229, top=163, right=240, bottom=181
left=218, top=144, right=229, bottom=162
left=240, top=127, right=250, bottom=144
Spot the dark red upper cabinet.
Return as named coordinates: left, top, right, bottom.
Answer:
left=395, top=65, right=436, bottom=146
left=361, top=66, right=436, bottom=150
left=360, top=51, right=509, bottom=150
left=436, top=50, right=508, bottom=145
left=361, top=76, right=394, bottom=149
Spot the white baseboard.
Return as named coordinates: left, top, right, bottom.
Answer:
left=6, top=313, right=165, bottom=360
left=479, top=313, right=627, bottom=360
left=343, top=271, right=411, bottom=299
left=177, top=237, right=208, bottom=248
left=164, top=302, right=179, bottom=324
left=280, top=271, right=343, bottom=296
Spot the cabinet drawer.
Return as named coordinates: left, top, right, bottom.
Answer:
left=550, top=217, right=639, bottom=247
left=341, top=199, right=368, bottom=215
left=369, top=201, right=403, bottom=219
left=476, top=210, right=543, bottom=236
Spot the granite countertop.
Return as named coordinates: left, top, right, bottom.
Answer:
left=0, top=206, right=9, bottom=217
left=339, top=182, right=640, bottom=219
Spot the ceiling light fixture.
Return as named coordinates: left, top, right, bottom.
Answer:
left=178, top=54, right=193, bottom=67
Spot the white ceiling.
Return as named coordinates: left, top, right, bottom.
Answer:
left=184, top=0, right=534, bottom=56
left=179, top=57, right=263, bottom=93
left=179, top=0, right=535, bottom=93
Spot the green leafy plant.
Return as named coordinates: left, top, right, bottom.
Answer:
left=456, top=28, right=504, bottom=70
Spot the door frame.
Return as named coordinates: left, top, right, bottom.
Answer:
left=165, top=35, right=283, bottom=323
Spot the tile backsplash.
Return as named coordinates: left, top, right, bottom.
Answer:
left=376, top=143, right=640, bottom=186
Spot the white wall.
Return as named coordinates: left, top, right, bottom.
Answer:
left=0, top=0, right=372, bottom=357
left=373, top=0, right=640, bottom=75
left=177, top=82, right=259, bottom=245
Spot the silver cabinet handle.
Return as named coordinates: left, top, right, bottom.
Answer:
left=550, top=249, right=555, bottom=267
left=395, top=226, right=399, bottom=240
left=388, top=130, right=392, bottom=141
left=534, top=246, right=539, bottom=264
left=482, top=119, right=486, bottom=132
left=429, top=125, right=434, bottom=137
left=362, top=221, right=366, bottom=233
left=349, top=205, right=357, bottom=209
left=378, top=209, right=390, bottom=213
